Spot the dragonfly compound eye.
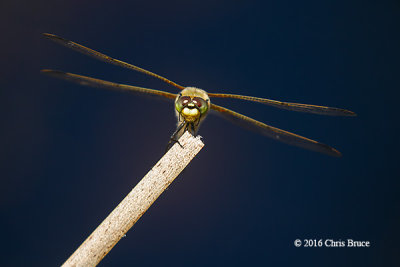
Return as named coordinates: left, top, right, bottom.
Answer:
left=181, top=96, right=191, bottom=106
left=175, top=96, right=191, bottom=112
left=192, top=97, right=208, bottom=114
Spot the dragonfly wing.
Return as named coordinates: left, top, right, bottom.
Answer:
left=41, top=69, right=177, bottom=101
left=208, top=93, right=356, bottom=116
left=210, top=103, right=342, bottom=157
left=42, top=33, right=185, bottom=90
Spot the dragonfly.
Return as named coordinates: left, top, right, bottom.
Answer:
left=41, top=33, right=356, bottom=157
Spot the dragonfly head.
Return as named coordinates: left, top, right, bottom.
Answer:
left=175, top=87, right=210, bottom=123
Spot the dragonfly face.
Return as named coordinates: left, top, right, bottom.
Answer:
left=41, top=33, right=356, bottom=157
left=174, top=87, right=210, bottom=136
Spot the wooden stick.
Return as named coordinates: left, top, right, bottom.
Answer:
left=62, top=131, right=204, bottom=266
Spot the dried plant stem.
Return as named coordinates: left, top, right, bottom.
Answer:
left=62, top=131, right=204, bottom=266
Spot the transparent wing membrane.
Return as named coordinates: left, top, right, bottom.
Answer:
left=42, top=33, right=185, bottom=90
left=208, top=93, right=356, bottom=116
left=210, top=103, right=342, bottom=157
left=42, top=33, right=355, bottom=156
left=41, top=69, right=177, bottom=101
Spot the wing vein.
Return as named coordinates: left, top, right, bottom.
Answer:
left=210, top=103, right=341, bottom=157
left=41, top=69, right=177, bottom=101
left=42, top=33, right=185, bottom=90
left=208, top=93, right=356, bottom=116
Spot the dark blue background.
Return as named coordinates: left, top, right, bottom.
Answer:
left=1, top=0, right=399, bottom=266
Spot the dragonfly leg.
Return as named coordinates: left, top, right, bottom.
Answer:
left=195, top=112, right=202, bottom=126
left=166, top=122, right=186, bottom=152
left=188, top=123, right=196, bottom=136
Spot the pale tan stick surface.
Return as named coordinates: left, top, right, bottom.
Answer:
left=62, top=131, right=204, bottom=267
